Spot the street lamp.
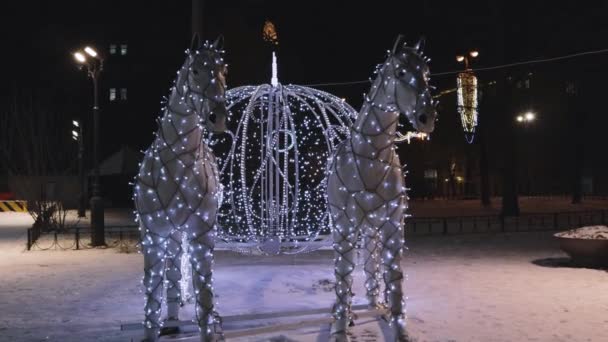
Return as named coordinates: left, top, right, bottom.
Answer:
left=456, top=50, right=479, bottom=70
left=72, top=120, right=86, bottom=218
left=516, top=111, right=536, bottom=124
left=73, top=45, right=105, bottom=246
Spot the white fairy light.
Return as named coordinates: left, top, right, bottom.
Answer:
left=133, top=36, right=226, bottom=342
left=210, top=53, right=356, bottom=255
left=327, top=36, right=436, bottom=340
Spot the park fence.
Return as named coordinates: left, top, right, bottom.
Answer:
left=25, top=209, right=608, bottom=251
left=407, top=210, right=607, bottom=235
left=26, top=225, right=140, bottom=252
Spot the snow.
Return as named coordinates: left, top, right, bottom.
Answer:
left=555, top=225, right=608, bottom=239
left=1, top=211, right=608, bottom=341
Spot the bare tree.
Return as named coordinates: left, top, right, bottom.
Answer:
left=0, top=89, right=78, bottom=230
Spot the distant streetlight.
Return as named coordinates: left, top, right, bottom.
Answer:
left=74, top=52, right=86, bottom=63
left=84, top=46, right=98, bottom=58
left=73, top=45, right=105, bottom=245
left=456, top=50, right=479, bottom=70
left=72, top=120, right=86, bottom=218
left=517, top=111, right=536, bottom=124
left=524, top=111, right=535, bottom=121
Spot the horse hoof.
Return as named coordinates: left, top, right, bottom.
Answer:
left=389, top=316, right=410, bottom=342
left=159, top=325, right=180, bottom=336
left=329, top=331, right=350, bottom=342
left=142, top=327, right=160, bottom=342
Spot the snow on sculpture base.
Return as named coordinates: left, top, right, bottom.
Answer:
left=122, top=303, right=394, bottom=341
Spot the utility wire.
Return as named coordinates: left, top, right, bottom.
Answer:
left=302, top=48, right=608, bottom=87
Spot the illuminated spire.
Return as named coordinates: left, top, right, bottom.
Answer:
left=271, top=52, right=279, bottom=87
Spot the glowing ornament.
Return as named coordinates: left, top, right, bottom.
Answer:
left=456, top=70, right=478, bottom=143
left=211, top=52, right=356, bottom=255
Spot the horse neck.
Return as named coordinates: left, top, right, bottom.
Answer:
left=351, top=63, right=400, bottom=160
left=154, top=63, right=207, bottom=166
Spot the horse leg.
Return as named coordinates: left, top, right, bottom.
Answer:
left=164, top=230, right=183, bottom=322
left=362, top=224, right=381, bottom=307
left=141, top=232, right=167, bottom=342
left=189, top=222, right=220, bottom=342
left=331, top=210, right=359, bottom=340
left=379, top=200, right=409, bottom=341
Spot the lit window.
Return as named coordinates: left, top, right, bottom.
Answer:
left=109, top=88, right=116, bottom=101
left=120, top=88, right=127, bottom=100
left=120, top=44, right=127, bottom=55
left=109, top=44, right=117, bottom=55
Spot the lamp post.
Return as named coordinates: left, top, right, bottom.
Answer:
left=73, top=46, right=105, bottom=246
left=72, top=120, right=86, bottom=218
left=516, top=111, right=536, bottom=196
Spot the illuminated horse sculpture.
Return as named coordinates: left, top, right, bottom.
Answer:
left=327, top=36, right=436, bottom=341
left=134, top=36, right=228, bottom=342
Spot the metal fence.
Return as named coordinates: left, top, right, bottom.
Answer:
left=25, top=210, right=608, bottom=250
left=406, top=210, right=608, bottom=235
left=26, top=225, right=140, bottom=251
left=414, top=194, right=608, bottom=201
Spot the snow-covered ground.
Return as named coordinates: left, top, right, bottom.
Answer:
left=1, top=212, right=607, bottom=342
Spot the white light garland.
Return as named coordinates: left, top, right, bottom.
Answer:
left=133, top=37, right=227, bottom=342
left=456, top=71, right=479, bottom=143
left=210, top=53, right=357, bottom=255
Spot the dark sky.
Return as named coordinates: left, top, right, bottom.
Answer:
left=6, top=1, right=607, bottom=92
left=3, top=0, right=608, bottom=194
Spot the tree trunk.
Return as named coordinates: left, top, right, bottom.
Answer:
left=479, top=127, right=491, bottom=207
left=571, top=94, right=585, bottom=204
left=478, top=88, right=491, bottom=207
left=501, top=77, right=520, bottom=217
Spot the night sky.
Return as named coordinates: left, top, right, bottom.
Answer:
left=3, top=1, right=608, bottom=196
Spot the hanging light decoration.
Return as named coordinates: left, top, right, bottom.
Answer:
left=456, top=71, right=478, bottom=143
left=210, top=53, right=356, bottom=255
left=456, top=51, right=479, bottom=144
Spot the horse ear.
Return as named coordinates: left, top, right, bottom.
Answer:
left=190, top=33, right=202, bottom=51
left=392, top=34, right=404, bottom=54
left=212, top=35, right=224, bottom=51
left=415, top=36, right=426, bottom=53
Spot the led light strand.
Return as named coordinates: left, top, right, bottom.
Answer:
left=327, top=37, right=435, bottom=341
left=209, top=54, right=357, bottom=255
left=133, top=38, right=226, bottom=342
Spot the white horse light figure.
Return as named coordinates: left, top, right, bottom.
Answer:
left=134, top=36, right=227, bottom=342
left=327, top=36, right=437, bottom=341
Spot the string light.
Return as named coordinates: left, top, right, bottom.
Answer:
left=456, top=71, right=478, bottom=143
left=133, top=37, right=226, bottom=342
left=209, top=52, right=357, bottom=255
left=327, top=36, right=436, bottom=341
